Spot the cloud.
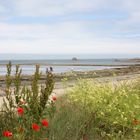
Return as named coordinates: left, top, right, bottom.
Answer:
left=0, top=21, right=140, bottom=54
left=0, top=18, right=140, bottom=53
left=0, top=4, right=6, bottom=13
left=12, top=0, right=107, bottom=16
left=1, top=0, right=140, bottom=26
left=0, top=35, right=140, bottom=54
left=0, top=0, right=127, bottom=17
left=0, top=0, right=137, bottom=18
left=0, top=0, right=140, bottom=55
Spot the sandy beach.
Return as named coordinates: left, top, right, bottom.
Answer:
left=0, top=66, right=140, bottom=108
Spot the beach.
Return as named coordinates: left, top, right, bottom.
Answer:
left=0, top=64, right=140, bottom=85
left=0, top=64, right=140, bottom=107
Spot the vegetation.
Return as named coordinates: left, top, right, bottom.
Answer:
left=0, top=62, right=55, bottom=140
left=66, top=79, right=140, bottom=139
left=0, top=63, right=140, bottom=139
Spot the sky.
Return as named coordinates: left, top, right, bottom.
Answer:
left=0, top=0, right=140, bottom=56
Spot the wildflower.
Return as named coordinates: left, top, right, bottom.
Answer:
left=32, top=123, right=40, bottom=131
left=17, top=107, right=24, bottom=115
left=132, top=119, right=139, bottom=125
left=52, top=96, right=57, bottom=101
left=42, top=119, right=49, bottom=127
left=3, top=131, right=12, bottom=137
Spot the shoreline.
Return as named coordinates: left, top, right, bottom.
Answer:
left=0, top=65, right=140, bottom=85
left=0, top=69, right=140, bottom=107
left=0, top=63, right=140, bottom=66
left=0, top=65, right=140, bottom=107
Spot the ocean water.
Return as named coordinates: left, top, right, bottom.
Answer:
left=0, top=54, right=139, bottom=75
left=0, top=65, right=122, bottom=75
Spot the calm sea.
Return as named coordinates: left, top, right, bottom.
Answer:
left=0, top=54, right=139, bottom=75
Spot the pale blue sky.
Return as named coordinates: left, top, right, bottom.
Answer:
left=0, top=0, right=140, bottom=55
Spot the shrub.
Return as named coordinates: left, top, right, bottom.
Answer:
left=0, top=62, right=55, bottom=139
left=67, top=79, right=140, bottom=139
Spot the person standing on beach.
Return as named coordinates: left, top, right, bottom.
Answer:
left=50, top=67, right=53, bottom=72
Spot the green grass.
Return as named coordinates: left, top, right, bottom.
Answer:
left=47, top=78, right=140, bottom=140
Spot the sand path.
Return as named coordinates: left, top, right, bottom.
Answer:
left=0, top=72, right=140, bottom=108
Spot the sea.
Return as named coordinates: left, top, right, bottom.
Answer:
left=0, top=54, right=139, bottom=76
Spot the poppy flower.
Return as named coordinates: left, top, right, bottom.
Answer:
left=32, top=123, right=40, bottom=131
left=3, top=131, right=12, bottom=137
left=132, top=119, right=139, bottom=125
left=52, top=96, right=57, bottom=101
left=17, top=107, right=24, bottom=115
left=42, top=119, right=49, bottom=127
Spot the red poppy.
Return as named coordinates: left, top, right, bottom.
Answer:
left=17, top=107, right=24, bottom=115
left=52, top=96, right=57, bottom=101
left=3, top=131, right=12, bottom=137
left=42, top=119, right=49, bottom=127
left=132, top=119, right=139, bottom=125
left=32, top=123, right=40, bottom=131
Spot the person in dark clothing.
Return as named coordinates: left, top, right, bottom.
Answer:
left=50, top=67, right=53, bottom=72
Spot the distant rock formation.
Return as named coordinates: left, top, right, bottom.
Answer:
left=72, top=57, right=78, bottom=61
